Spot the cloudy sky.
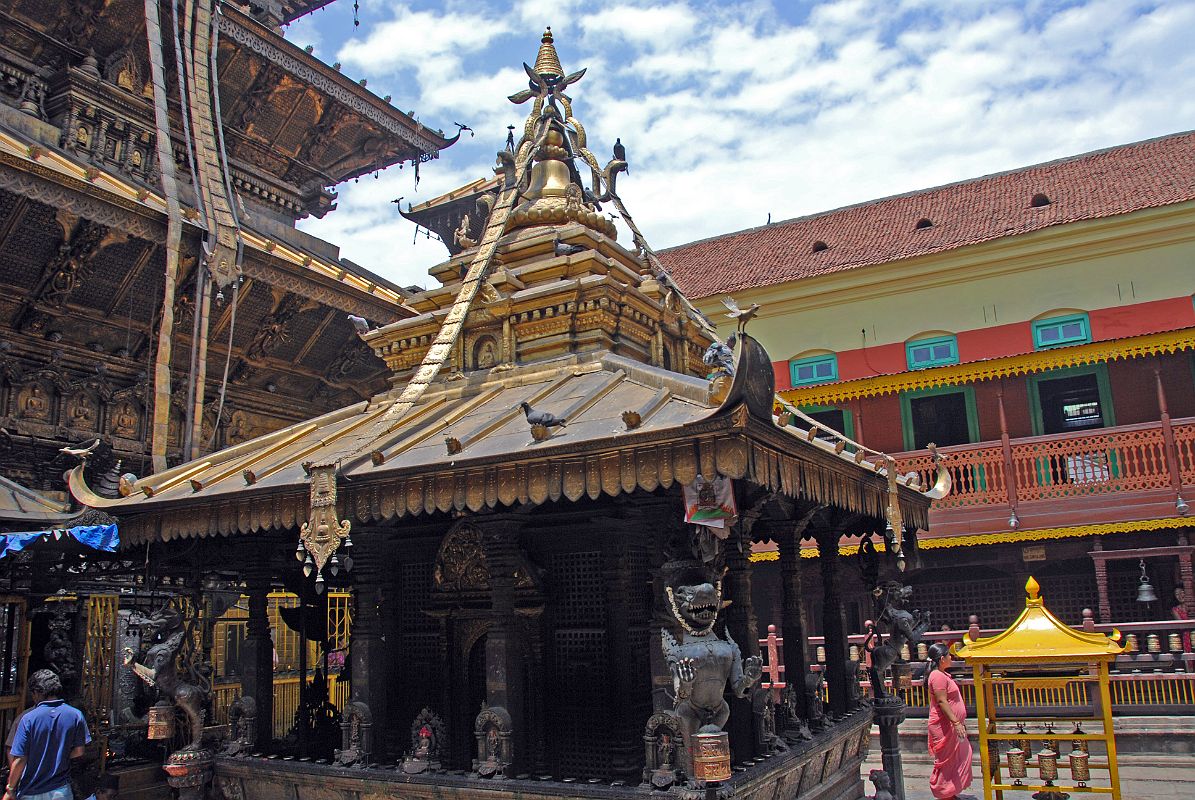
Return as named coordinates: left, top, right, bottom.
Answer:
left=283, top=0, right=1195, bottom=290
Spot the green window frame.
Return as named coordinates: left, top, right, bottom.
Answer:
left=899, top=385, right=979, bottom=452
left=800, top=404, right=855, bottom=440
left=790, top=354, right=838, bottom=387
left=906, top=335, right=959, bottom=370
left=1033, top=313, right=1091, bottom=350
left=1026, top=364, right=1115, bottom=437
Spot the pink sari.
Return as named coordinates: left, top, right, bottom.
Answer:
left=927, top=669, right=973, bottom=799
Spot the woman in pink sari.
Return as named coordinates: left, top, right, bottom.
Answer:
left=926, top=642, right=974, bottom=799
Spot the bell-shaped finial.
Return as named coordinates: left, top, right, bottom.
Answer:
left=1025, top=576, right=1040, bottom=601
left=534, top=27, right=564, bottom=79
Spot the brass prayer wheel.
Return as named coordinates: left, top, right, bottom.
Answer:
left=1147, top=633, right=1162, bottom=653
left=816, top=645, right=826, bottom=663
left=1037, top=744, right=1059, bottom=782
left=1126, top=633, right=1139, bottom=652
left=147, top=700, right=175, bottom=740
left=1006, top=747, right=1027, bottom=780
left=917, top=642, right=928, bottom=660
left=689, top=731, right=731, bottom=783
left=1070, top=748, right=1091, bottom=784
left=1169, top=632, right=1182, bottom=652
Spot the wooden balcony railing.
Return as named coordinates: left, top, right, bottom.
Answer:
left=761, top=618, right=1195, bottom=717
left=895, top=417, right=1195, bottom=510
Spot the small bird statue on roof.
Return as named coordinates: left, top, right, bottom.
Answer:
left=59, top=438, right=100, bottom=460
left=520, top=401, right=568, bottom=428
left=347, top=314, right=371, bottom=336
left=721, top=296, right=760, bottom=334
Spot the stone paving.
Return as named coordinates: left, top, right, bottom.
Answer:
left=861, top=716, right=1195, bottom=800
left=865, top=750, right=1195, bottom=800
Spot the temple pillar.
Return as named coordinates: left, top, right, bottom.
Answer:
left=349, top=532, right=389, bottom=761
left=816, top=522, right=850, bottom=719
left=477, top=516, right=527, bottom=772
left=242, top=559, right=274, bottom=750
left=777, top=512, right=817, bottom=722
left=724, top=517, right=762, bottom=763
left=1092, top=538, right=1111, bottom=622
left=605, top=530, right=649, bottom=779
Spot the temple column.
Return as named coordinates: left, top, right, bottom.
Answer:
left=816, top=521, right=850, bottom=719
left=605, top=529, right=649, bottom=779
left=777, top=510, right=817, bottom=722
left=242, top=558, right=274, bottom=750
left=724, top=517, right=762, bottom=763
left=478, top=516, right=527, bottom=772
left=349, top=532, right=389, bottom=761
left=1092, top=538, right=1112, bottom=622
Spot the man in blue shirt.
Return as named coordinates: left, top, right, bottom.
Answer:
left=5, top=670, right=90, bottom=800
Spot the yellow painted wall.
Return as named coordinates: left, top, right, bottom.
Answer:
left=693, top=202, right=1195, bottom=361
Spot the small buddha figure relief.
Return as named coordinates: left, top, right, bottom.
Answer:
left=131, top=149, right=143, bottom=168
left=111, top=401, right=139, bottom=438
left=67, top=394, right=98, bottom=431
left=473, top=335, right=498, bottom=370
left=19, top=384, right=51, bottom=421
left=484, top=726, right=498, bottom=762
left=414, top=725, right=433, bottom=759
left=76, top=126, right=90, bottom=149
left=657, top=731, right=674, bottom=769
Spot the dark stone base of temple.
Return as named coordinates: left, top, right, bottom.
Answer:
left=213, top=711, right=872, bottom=800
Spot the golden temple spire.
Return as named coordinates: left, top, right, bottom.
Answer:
left=533, top=27, right=564, bottom=79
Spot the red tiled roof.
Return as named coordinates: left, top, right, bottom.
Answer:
left=660, top=131, right=1195, bottom=299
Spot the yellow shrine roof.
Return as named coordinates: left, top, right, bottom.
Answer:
left=953, top=577, right=1125, bottom=663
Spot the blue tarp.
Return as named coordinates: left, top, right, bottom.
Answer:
left=0, top=524, right=119, bottom=559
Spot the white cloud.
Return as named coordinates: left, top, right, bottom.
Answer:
left=337, top=4, right=511, bottom=78
left=296, top=0, right=1195, bottom=288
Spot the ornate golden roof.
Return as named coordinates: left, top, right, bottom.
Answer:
left=533, top=27, right=564, bottom=78
left=954, top=577, right=1125, bottom=663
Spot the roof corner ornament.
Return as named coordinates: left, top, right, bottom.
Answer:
left=298, top=463, right=353, bottom=592
left=921, top=442, right=952, bottom=500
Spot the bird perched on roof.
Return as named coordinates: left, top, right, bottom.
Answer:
left=702, top=334, right=737, bottom=377
left=613, top=138, right=628, bottom=173
left=520, top=401, right=567, bottom=428
left=59, top=438, right=100, bottom=460
left=721, top=296, right=760, bottom=334
left=553, top=238, right=586, bottom=257
left=347, top=314, right=370, bottom=336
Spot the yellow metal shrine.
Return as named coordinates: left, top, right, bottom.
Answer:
left=954, top=577, right=1125, bottom=800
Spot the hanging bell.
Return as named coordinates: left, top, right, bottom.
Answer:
left=295, top=541, right=306, bottom=561
left=303, top=557, right=314, bottom=578
left=342, top=554, right=354, bottom=572
left=1136, top=579, right=1158, bottom=603
left=330, top=555, right=340, bottom=576
left=315, top=572, right=325, bottom=594
left=1136, top=558, right=1158, bottom=603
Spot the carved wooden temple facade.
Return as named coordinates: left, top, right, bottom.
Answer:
left=70, top=30, right=946, bottom=800
left=0, top=0, right=459, bottom=494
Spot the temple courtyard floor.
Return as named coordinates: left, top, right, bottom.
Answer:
left=869, top=716, right=1195, bottom=800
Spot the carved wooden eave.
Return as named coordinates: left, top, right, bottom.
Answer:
left=0, top=127, right=408, bottom=317
left=216, top=6, right=457, bottom=189
left=71, top=338, right=934, bottom=545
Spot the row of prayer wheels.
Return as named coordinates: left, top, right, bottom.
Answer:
left=1004, top=726, right=1091, bottom=788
